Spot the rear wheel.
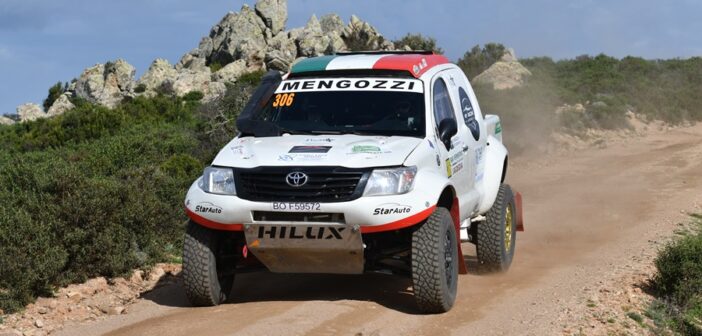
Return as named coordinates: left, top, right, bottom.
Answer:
left=411, top=207, right=458, bottom=313
left=476, top=184, right=517, bottom=273
left=182, top=221, right=235, bottom=306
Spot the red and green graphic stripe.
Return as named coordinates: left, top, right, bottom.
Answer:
left=290, top=54, right=449, bottom=78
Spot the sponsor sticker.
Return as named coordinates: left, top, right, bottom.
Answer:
left=195, top=202, right=222, bottom=214
left=352, top=145, right=381, bottom=153
left=289, top=146, right=332, bottom=153
left=459, top=87, right=480, bottom=141
left=495, top=121, right=502, bottom=134
left=446, top=159, right=452, bottom=177
left=276, top=78, right=423, bottom=93
left=372, top=203, right=412, bottom=215
left=305, top=137, right=335, bottom=143
left=278, top=153, right=328, bottom=162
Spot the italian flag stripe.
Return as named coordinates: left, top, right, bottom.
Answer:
left=325, top=54, right=387, bottom=70
left=290, top=55, right=337, bottom=73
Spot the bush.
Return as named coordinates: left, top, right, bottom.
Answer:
left=392, top=33, right=444, bottom=54
left=183, top=91, right=204, bottom=102
left=0, top=94, right=209, bottom=313
left=134, top=83, right=147, bottom=93
left=42, top=82, right=67, bottom=111
left=458, top=43, right=506, bottom=79
left=650, top=214, right=702, bottom=334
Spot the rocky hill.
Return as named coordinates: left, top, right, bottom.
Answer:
left=5, top=0, right=397, bottom=124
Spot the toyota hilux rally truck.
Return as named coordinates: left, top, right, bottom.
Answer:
left=183, top=51, right=524, bottom=313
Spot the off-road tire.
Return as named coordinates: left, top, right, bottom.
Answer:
left=476, top=184, right=516, bottom=273
left=412, top=207, right=459, bottom=313
left=182, top=221, right=234, bottom=306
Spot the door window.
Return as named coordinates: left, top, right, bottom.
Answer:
left=432, top=78, right=456, bottom=127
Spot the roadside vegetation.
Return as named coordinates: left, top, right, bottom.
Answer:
left=1, top=37, right=701, bottom=314
left=646, top=214, right=702, bottom=335
left=0, top=77, right=260, bottom=313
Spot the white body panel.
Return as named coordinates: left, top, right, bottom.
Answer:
left=187, top=62, right=508, bottom=231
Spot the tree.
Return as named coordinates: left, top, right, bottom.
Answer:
left=457, top=43, right=507, bottom=79
left=393, top=33, right=444, bottom=54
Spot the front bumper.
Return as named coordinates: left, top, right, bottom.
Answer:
left=184, top=177, right=437, bottom=233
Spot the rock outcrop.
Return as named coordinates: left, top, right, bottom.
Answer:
left=137, top=58, right=179, bottom=96
left=473, top=50, right=532, bottom=90
left=47, top=93, right=75, bottom=116
left=0, top=115, right=15, bottom=125
left=255, top=0, right=287, bottom=35
left=17, top=103, right=46, bottom=122
left=74, top=59, right=136, bottom=108
left=13, top=0, right=399, bottom=121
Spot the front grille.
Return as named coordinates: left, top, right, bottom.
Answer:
left=253, top=211, right=346, bottom=223
left=235, top=166, right=371, bottom=202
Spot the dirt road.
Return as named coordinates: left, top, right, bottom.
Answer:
left=59, top=124, right=702, bottom=336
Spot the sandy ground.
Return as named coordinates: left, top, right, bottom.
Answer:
left=47, top=123, right=702, bottom=336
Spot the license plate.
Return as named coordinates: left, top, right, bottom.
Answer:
left=271, top=202, right=321, bottom=212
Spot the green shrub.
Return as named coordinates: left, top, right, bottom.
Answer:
left=209, top=61, right=224, bottom=73
left=183, top=91, right=204, bottom=102
left=43, top=82, right=67, bottom=111
left=0, top=92, right=212, bottom=313
left=134, top=83, right=147, bottom=93
left=650, top=215, right=702, bottom=335
left=458, top=43, right=506, bottom=79
left=392, top=33, right=444, bottom=54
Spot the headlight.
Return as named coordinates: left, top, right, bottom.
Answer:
left=199, top=166, right=236, bottom=195
left=363, top=166, right=417, bottom=196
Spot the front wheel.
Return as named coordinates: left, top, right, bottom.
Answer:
left=476, top=184, right=517, bottom=273
left=411, top=207, right=459, bottom=313
left=182, top=221, right=235, bottom=306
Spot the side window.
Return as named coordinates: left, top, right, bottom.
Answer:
left=458, top=87, right=480, bottom=140
left=432, top=78, right=456, bottom=127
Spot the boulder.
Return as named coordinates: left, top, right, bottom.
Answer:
left=138, top=58, right=179, bottom=95
left=47, top=93, right=75, bottom=116
left=473, top=61, right=532, bottom=90
left=342, top=15, right=394, bottom=51
left=319, top=14, right=345, bottom=35
left=0, top=116, right=15, bottom=125
left=204, top=81, right=227, bottom=103
left=74, top=59, right=136, bottom=108
left=212, top=59, right=249, bottom=82
left=265, top=32, right=297, bottom=71
left=17, top=103, right=46, bottom=122
left=296, top=15, right=331, bottom=57
left=208, top=5, right=268, bottom=68
left=163, top=68, right=212, bottom=97
left=255, top=0, right=287, bottom=35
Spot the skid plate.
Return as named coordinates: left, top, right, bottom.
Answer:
left=244, top=224, right=364, bottom=274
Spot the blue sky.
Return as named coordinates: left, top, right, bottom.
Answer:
left=1, top=0, right=701, bottom=115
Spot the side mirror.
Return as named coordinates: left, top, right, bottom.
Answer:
left=438, top=118, right=458, bottom=150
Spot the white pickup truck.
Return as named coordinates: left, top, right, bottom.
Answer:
left=182, top=51, right=524, bottom=313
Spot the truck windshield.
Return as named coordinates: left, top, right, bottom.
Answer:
left=247, top=78, right=425, bottom=137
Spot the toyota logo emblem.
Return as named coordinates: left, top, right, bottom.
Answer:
left=286, top=172, right=308, bottom=187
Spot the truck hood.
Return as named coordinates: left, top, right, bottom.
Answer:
left=212, top=134, right=424, bottom=168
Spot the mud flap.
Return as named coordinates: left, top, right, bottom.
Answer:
left=450, top=198, right=468, bottom=275
left=515, top=191, right=525, bottom=231
left=244, top=224, right=364, bottom=274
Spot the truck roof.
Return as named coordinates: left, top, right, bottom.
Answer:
left=289, top=52, right=450, bottom=79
